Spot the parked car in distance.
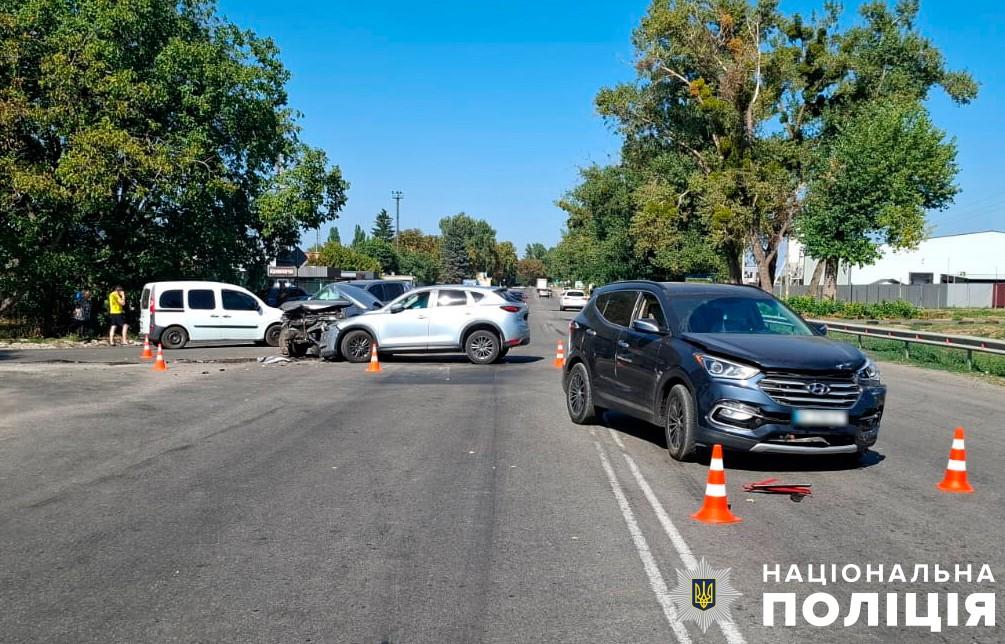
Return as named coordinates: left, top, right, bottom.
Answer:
left=139, top=281, right=283, bottom=349
left=559, top=289, right=588, bottom=311
left=258, top=285, right=309, bottom=308
left=563, top=281, right=886, bottom=463
left=343, top=279, right=412, bottom=304
left=336, top=286, right=530, bottom=364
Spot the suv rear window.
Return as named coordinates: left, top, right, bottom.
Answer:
left=598, top=290, right=637, bottom=327
left=159, top=289, right=183, bottom=310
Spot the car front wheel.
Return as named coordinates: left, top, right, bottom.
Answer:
left=565, top=362, right=600, bottom=425
left=465, top=329, right=500, bottom=364
left=264, top=324, right=282, bottom=347
left=664, top=384, right=698, bottom=461
left=340, top=329, right=374, bottom=363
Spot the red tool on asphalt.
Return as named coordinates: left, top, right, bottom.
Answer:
left=743, top=478, right=812, bottom=498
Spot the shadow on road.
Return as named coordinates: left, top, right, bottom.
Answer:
left=599, top=410, right=885, bottom=473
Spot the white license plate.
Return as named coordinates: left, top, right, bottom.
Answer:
left=792, top=409, right=848, bottom=427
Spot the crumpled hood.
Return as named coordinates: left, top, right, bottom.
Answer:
left=680, top=333, right=867, bottom=372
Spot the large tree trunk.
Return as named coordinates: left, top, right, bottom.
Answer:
left=821, top=257, right=839, bottom=300
left=724, top=243, right=743, bottom=284
left=807, top=259, right=826, bottom=298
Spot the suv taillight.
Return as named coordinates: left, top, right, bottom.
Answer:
left=500, top=305, right=521, bottom=313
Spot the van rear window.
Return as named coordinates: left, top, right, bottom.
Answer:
left=159, top=289, right=183, bottom=310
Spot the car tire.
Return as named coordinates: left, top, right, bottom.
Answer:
left=264, top=324, right=282, bottom=347
left=565, top=362, right=600, bottom=425
left=493, top=346, right=510, bottom=363
left=465, top=329, right=500, bottom=364
left=340, top=329, right=374, bottom=363
left=664, top=384, right=698, bottom=461
left=286, top=342, right=309, bottom=358
left=160, top=326, right=188, bottom=350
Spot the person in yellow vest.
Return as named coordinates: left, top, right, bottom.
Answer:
left=107, top=285, right=131, bottom=346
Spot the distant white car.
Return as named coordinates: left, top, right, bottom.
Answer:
left=559, top=289, right=588, bottom=311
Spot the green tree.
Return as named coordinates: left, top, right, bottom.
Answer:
left=439, top=227, right=472, bottom=284
left=326, top=226, right=341, bottom=245
left=799, top=98, right=958, bottom=296
left=493, top=241, right=519, bottom=286
left=315, top=243, right=380, bottom=273
left=593, top=0, right=974, bottom=289
left=516, top=258, right=547, bottom=286
left=439, top=213, right=497, bottom=274
left=372, top=208, right=395, bottom=243
left=398, top=249, right=440, bottom=285
left=358, top=238, right=399, bottom=274
left=0, top=0, right=348, bottom=331
left=351, top=224, right=367, bottom=249
left=398, top=228, right=441, bottom=258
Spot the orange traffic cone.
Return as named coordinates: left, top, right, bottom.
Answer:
left=937, top=427, right=974, bottom=493
left=553, top=341, right=565, bottom=368
left=692, top=444, right=742, bottom=524
left=140, top=334, right=153, bottom=360
left=152, top=344, right=168, bottom=372
left=366, top=342, right=382, bottom=373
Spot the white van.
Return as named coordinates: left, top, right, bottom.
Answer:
left=139, top=281, right=283, bottom=349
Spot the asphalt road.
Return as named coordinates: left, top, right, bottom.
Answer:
left=1, top=297, right=1002, bottom=643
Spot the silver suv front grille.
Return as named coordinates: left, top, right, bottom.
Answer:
left=758, top=373, right=861, bottom=409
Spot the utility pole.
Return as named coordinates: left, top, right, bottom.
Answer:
left=391, top=190, right=404, bottom=249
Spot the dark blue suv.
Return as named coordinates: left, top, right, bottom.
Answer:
left=563, top=281, right=886, bottom=462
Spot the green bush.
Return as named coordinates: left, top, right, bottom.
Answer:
left=785, top=297, right=918, bottom=320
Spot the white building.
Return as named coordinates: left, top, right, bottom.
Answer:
left=780, top=231, right=1005, bottom=285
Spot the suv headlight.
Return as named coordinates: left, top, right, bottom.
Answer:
left=695, top=354, right=760, bottom=380
left=857, top=358, right=881, bottom=385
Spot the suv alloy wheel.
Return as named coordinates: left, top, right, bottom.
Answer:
left=664, top=384, right=698, bottom=461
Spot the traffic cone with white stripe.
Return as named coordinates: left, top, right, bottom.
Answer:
left=937, top=427, right=974, bottom=493
left=692, top=444, right=742, bottom=524
left=366, top=342, right=382, bottom=373
left=553, top=341, right=565, bottom=368
left=139, top=334, right=153, bottom=360
left=152, top=344, right=168, bottom=372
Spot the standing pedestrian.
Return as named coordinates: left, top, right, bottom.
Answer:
left=107, top=285, right=131, bottom=346
left=72, top=289, right=94, bottom=340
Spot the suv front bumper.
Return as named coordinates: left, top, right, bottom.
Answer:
left=694, top=380, right=886, bottom=455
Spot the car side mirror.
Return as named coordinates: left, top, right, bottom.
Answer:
left=813, top=322, right=828, bottom=335
left=390, top=303, right=405, bottom=314
left=632, top=318, right=666, bottom=335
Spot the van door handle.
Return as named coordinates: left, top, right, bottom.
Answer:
left=210, top=315, right=220, bottom=318
left=222, top=315, right=232, bottom=319
left=585, top=329, right=597, bottom=336
left=617, top=340, right=630, bottom=348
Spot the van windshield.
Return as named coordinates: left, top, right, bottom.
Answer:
left=670, top=296, right=814, bottom=336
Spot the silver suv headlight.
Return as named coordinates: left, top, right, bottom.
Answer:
left=857, top=358, right=881, bottom=385
left=695, top=354, right=760, bottom=380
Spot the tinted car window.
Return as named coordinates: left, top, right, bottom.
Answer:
left=188, top=289, right=216, bottom=310
left=366, top=284, right=385, bottom=301
left=221, top=289, right=259, bottom=311
left=635, top=292, right=667, bottom=328
left=384, top=283, right=406, bottom=300
left=159, top=289, right=183, bottom=310
left=471, top=291, right=485, bottom=303
left=437, top=289, right=468, bottom=307
left=599, top=290, right=638, bottom=327
left=671, top=295, right=814, bottom=335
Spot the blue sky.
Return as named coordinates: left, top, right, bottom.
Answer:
left=217, top=0, right=1004, bottom=254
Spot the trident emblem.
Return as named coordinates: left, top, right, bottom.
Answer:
left=692, top=578, right=716, bottom=611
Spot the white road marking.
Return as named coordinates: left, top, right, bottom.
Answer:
left=593, top=440, right=692, bottom=644
left=607, top=427, right=748, bottom=644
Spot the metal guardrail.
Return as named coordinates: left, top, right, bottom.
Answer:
left=810, top=319, right=1005, bottom=370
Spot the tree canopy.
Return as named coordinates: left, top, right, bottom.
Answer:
left=0, top=0, right=347, bottom=330
left=557, top=0, right=975, bottom=290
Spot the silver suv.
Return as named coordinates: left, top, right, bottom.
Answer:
left=336, top=286, right=530, bottom=364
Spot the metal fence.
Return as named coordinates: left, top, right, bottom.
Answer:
left=775, top=283, right=1000, bottom=308
left=812, top=319, right=1005, bottom=370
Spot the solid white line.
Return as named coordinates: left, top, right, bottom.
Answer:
left=610, top=431, right=748, bottom=644
left=607, top=428, right=626, bottom=450
left=593, top=441, right=692, bottom=644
